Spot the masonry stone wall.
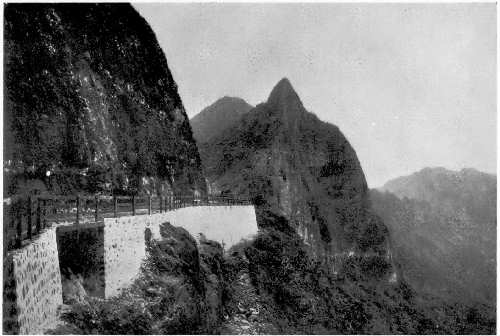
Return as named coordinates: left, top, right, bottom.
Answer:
left=4, top=228, right=63, bottom=334
left=4, top=205, right=259, bottom=333
left=103, top=216, right=150, bottom=297
left=103, top=205, right=258, bottom=297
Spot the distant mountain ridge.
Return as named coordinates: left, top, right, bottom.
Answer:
left=190, top=96, right=253, bottom=144
left=381, top=167, right=496, bottom=224
left=372, top=167, right=496, bottom=305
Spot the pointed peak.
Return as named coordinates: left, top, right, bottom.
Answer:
left=267, top=77, right=302, bottom=107
left=274, top=77, right=294, bottom=91
left=269, top=77, right=296, bottom=97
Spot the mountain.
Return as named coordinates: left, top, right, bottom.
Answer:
left=371, top=167, right=496, bottom=305
left=199, top=78, right=391, bottom=264
left=4, top=3, right=206, bottom=196
left=190, top=96, right=253, bottom=144
left=4, top=4, right=496, bottom=334
left=195, top=81, right=495, bottom=334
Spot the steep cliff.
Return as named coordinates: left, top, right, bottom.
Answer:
left=198, top=78, right=390, bottom=263
left=372, top=167, right=496, bottom=306
left=191, top=96, right=253, bottom=144
left=4, top=3, right=206, bottom=196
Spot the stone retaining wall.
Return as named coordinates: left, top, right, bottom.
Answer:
left=4, top=228, right=63, bottom=334
left=103, top=205, right=258, bottom=297
left=4, top=205, right=258, bottom=333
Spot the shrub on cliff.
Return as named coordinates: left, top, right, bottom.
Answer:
left=239, top=222, right=495, bottom=334
left=50, top=222, right=229, bottom=334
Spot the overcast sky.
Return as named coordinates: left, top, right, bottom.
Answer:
left=134, top=3, right=496, bottom=187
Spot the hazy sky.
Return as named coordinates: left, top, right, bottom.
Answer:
left=134, top=3, right=496, bottom=187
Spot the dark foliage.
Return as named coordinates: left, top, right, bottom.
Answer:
left=241, top=225, right=495, bottom=334
left=4, top=3, right=206, bottom=196
left=49, top=222, right=232, bottom=334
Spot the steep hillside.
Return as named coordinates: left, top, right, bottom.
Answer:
left=199, top=78, right=390, bottom=263
left=190, top=96, right=253, bottom=144
left=4, top=3, right=206, bottom=196
left=372, top=168, right=496, bottom=305
left=195, top=82, right=495, bottom=334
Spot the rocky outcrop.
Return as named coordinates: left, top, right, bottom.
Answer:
left=191, top=96, right=253, bottom=144
left=220, top=257, right=281, bottom=335
left=198, top=78, right=390, bottom=262
left=4, top=3, right=206, bottom=196
left=51, top=222, right=230, bottom=334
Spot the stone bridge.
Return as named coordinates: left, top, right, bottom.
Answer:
left=3, top=204, right=258, bottom=334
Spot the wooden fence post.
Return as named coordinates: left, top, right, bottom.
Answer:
left=113, top=196, right=117, bottom=218
left=16, top=206, right=22, bottom=248
left=148, top=196, right=151, bottom=215
left=76, top=196, right=80, bottom=225
left=132, top=195, right=136, bottom=216
left=94, top=195, right=99, bottom=223
left=42, top=199, right=47, bottom=229
left=27, top=197, right=32, bottom=240
left=36, top=198, right=41, bottom=233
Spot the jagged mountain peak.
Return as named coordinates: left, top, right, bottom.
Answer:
left=267, top=77, right=303, bottom=110
left=198, top=80, right=387, bottom=261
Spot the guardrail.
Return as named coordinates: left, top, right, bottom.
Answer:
left=3, top=194, right=251, bottom=251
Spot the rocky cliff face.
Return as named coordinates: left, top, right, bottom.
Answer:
left=191, top=96, right=253, bottom=144
left=372, top=167, right=496, bottom=306
left=4, top=3, right=206, bottom=196
left=198, top=78, right=390, bottom=263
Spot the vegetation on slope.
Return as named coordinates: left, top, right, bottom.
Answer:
left=4, top=3, right=205, bottom=196
left=229, top=213, right=495, bottom=334
left=49, top=216, right=495, bottom=335
left=49, top=223, right=232, bottom=334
